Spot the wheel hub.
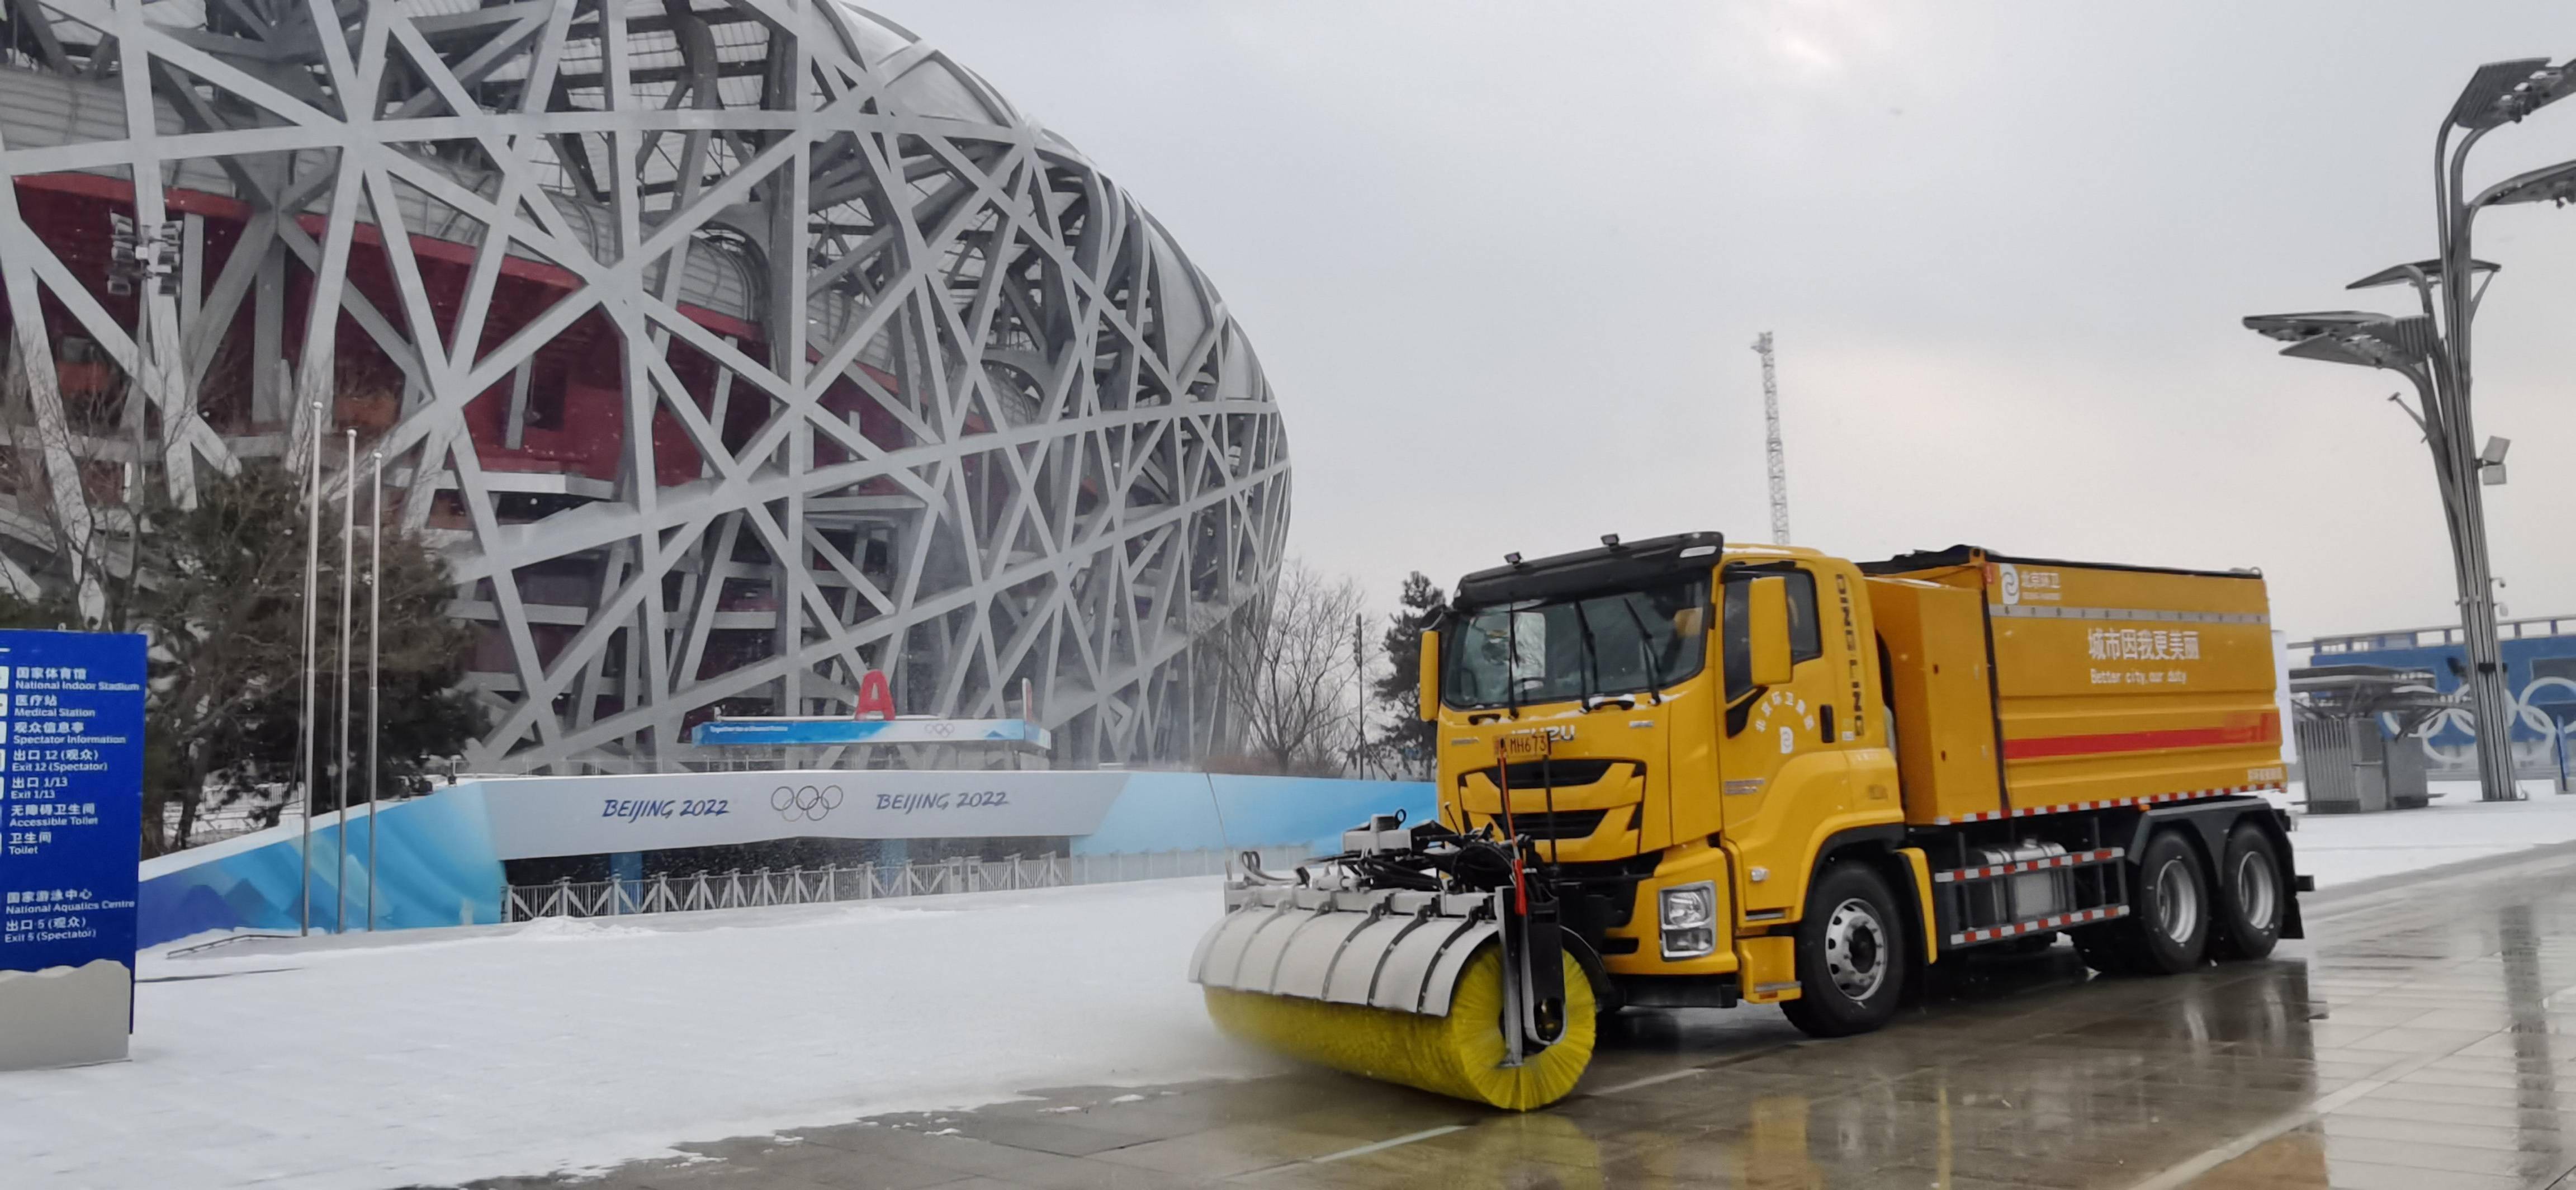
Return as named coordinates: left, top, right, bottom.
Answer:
left=2234, top=851, right=2278, bottom=932
left=2154, top=857, right=2201, bottom=944
left=1824, top=897, right=1888, bottom=1000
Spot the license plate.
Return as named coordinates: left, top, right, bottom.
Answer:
left=1494, top=732, right=1552, bottom=763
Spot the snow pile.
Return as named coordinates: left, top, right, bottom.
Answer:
left=0, top=877, right=1279, bottom=1189
left=2275, top=780, right=2576, bottom=888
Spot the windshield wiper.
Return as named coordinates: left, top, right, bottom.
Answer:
left=1569, top=599, right=1611, bottom=711
left=1618, top=595, right=1665, bottom=706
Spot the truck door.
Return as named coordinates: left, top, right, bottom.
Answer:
left=1716, top=563, right=1867, bottom=917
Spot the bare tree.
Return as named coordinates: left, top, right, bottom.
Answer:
left=1202, top=560, right=1369, bottom=776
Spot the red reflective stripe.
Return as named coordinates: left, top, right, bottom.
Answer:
left=1933, top=847, right=2121, bottom=885
left=1949, top=904, right=2129, bottom=947
left=2003, top=712, right=2279, bottom=761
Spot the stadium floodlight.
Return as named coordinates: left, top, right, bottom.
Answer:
left=2446, top=58, right=2574, bottom=129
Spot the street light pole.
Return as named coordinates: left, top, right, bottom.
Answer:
left=2424, top=60, right=2575, bottom=802
left=2246, top=58, right=2575, bottom=804
left=2249, top=308, right=2508, bottom=800
left=2335, top=266, right=2503, bottom=793
left=2429, top=116, right=2515, bottom=802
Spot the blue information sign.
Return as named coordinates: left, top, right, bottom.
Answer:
left=0, top=630, right=146, bottom=1070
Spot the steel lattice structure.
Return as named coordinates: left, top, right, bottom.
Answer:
left=0, top=0, right=1289, bottom=771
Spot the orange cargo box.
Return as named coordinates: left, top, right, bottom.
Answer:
left=1864, top=547, right=2286, bottom=826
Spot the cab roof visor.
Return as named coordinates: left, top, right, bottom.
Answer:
left=1454, top=531, right=1724, bottom=608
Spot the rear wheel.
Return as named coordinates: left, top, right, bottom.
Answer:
left=2212, top=823, right=2285, bottom=961
left=1782, top=862, right=1908, bottom=1037
left=2120, top=829, right=2212, bottom=975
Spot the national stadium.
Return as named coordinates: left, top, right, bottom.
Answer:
left=0, top=1, right=1290, bottom=772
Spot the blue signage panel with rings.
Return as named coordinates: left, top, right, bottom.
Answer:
left=0, top=630, right=147, bottom=1071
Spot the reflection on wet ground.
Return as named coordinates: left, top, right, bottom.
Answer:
left=479, top=853, right=2576, bottom=1189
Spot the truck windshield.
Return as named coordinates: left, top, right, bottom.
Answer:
left=1443, top=575, right=1710, bottom=709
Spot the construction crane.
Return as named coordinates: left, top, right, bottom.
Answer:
left=1753, top=332, right=1789, bottom=545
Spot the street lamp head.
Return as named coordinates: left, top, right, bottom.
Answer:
left=2278, top=335, right=2397, bottom=370
left=2346, top=258, right=2498, bottom=290
left=2242, top=310, right=2399, bottom=342
left=2478, top=158, right=2576, bottom=207
left=2241, top=311, right=2435, bottom=370
left=2447, top=58, right=2575, bottom=130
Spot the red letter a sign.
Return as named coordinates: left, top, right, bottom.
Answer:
left=853, top=669, right=897, bottom=721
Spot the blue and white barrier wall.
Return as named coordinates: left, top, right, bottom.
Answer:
left=135, top=771, right=1435, bottom=948
left=136, top=785, right=508, bottom=943
left=1076, top=774, right=1435, bottom=857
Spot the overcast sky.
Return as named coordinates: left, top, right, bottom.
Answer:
left=876, top=1, right=2576, bottom=644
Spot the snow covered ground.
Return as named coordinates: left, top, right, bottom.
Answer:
left=1, top=877, right=1280, bottom=1190
left=2274, top=778, right=2576, bottom=889
left=16, top=788, right=2576, bottom=1189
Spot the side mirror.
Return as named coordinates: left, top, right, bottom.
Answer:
left=1417, top=629, right=1441, bottom=720
left=1745, top=577, right=1794, bottom=688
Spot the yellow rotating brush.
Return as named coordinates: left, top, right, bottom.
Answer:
left=1204, top=946, right=1595, bottom=1111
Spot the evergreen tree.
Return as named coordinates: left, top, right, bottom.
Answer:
left=0, top=462, right=484, bottom=854
left=1371, top=572, right=1445, bottom=778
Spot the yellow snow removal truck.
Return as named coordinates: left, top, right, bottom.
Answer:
left=1191, top=535, right=2303, bottom=1109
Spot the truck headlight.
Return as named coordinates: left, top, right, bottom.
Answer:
left=1660, top=882, right=1716, bottom=959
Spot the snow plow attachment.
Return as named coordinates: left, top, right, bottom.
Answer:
left=1188, top=816, right=1597, bottom=1111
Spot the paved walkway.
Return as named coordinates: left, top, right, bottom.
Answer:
left=475, top=847, right=2576, bottom=1189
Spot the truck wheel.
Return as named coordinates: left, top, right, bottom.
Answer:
left=2122, top=829, right=2212, bottom=975
left=2211, top=823, right=2285, bottom=961
left=1782, top=862, right=1908, bottom=1038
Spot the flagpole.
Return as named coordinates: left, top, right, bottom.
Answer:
left=297, top=400, right=321, bottom=936
left=366, top=448, right=383, bottom=931
left=334, top=429, right=355, bottom=932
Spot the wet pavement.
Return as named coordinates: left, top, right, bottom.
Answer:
left=471, top=844, right=2576, bottom=1190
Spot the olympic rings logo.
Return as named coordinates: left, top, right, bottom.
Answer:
left=772, top=783, right=845, bottom=822
left=2381, top=677, right=2576, bottom=747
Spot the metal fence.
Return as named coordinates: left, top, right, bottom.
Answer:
left=503, top=846, right=1310, bottom=922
